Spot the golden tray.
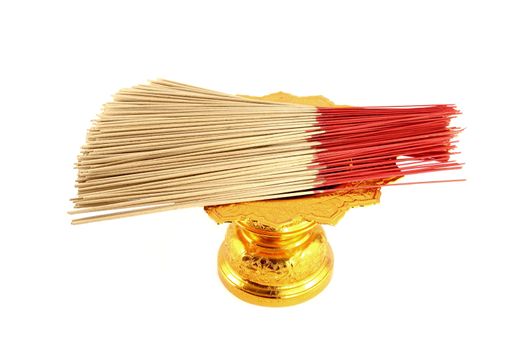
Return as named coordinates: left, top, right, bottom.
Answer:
left=205, top=92, right=396, bottom=306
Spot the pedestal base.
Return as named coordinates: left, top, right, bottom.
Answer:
left=217, top=220, right=333, bottom=307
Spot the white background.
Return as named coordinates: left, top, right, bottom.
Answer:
left=1, top=1, right=523, bottom=349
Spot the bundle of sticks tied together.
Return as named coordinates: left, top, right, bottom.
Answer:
left=71, top=79, right=462, bottom=224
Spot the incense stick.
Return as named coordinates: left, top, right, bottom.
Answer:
left=71, top=79, right=461, bottom=224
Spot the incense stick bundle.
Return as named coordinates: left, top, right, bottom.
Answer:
left=71, top=79, right=462, bottom=224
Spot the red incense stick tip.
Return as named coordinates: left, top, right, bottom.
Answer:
left=313, top=105, right=461, bottom=188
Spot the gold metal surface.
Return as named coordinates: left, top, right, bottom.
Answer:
left=207, top=92, right=398, bottom=306
left=239, top=91, right=340, bottom=107
left=217, top=219, right=333, bottom=306
left=206, top=180, right=391, bottom=229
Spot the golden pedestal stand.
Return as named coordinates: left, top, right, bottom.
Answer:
left=205, top=92, right=396, bottom=306
left=206, top=181, right=389, bottom=306
left=216, top=220, right=332, bottom=307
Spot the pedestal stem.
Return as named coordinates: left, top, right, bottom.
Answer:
left=217, top=220, right=333, bottom=307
